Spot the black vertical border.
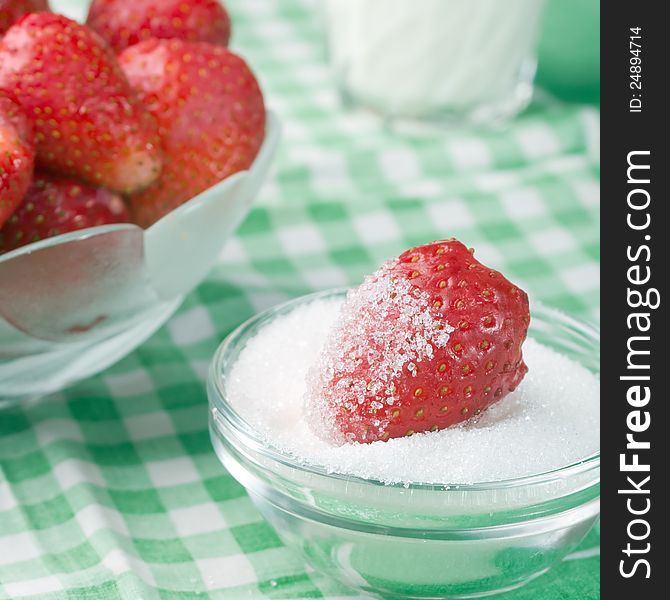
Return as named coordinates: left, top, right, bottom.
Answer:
left=601, top=2, right=668, bottom=596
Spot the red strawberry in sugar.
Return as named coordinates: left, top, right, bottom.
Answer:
left=306, top=239, right=530, bottom=444
left=118, top=39, right=265, bottom=227
left=0, top=173, right=129, bottom=253
left=0, top=92, right=34, bottom=228
left=0, top=14, right=162, bottom=194
left=87, top=0, right=231, bottom=54
left=0, top=0, right=49, bottom=35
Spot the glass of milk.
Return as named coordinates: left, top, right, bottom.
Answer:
left=324, top=0, right=546, bottom=126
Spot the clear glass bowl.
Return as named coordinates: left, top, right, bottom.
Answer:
left=0, top=113, right=281, bottom=405
left=208, top=289, right=600, bottom=599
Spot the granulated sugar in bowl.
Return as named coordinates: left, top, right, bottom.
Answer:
left=208, top=289, right=600, bottom=598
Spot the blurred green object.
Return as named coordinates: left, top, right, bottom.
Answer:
left=537, top=0, right=600, bottom=104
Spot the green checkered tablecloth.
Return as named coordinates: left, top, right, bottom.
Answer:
left=1, top=0, right=600, bottom=598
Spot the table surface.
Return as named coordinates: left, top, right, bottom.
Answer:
left=1, top=0, right=600, bottom=598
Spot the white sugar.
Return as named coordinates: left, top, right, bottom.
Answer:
left=226, top=298, right=600, bottom=485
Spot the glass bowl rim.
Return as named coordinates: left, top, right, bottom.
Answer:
left=209, top=288, right=600, bottom=492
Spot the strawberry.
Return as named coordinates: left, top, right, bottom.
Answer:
left=0, top=0, right=49, bottom=35
left=0, top=92, right=34, bottom=228
left=86, top=0, right=231, bottom=53
left=307, top=240, right=530, bottom=444
left=0, top=13, right=162, bottom=194
left=0, top=172, right=129, bottom=253
left=118, top=39, right=265, bottom=227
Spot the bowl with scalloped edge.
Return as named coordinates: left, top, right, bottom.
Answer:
left=0, top=100, right=280, bottom=405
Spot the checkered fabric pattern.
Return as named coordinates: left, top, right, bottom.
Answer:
left=1, top=0, right=600, bottom=598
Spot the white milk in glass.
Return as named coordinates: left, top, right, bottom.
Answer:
left=324, top=0, right=545, bottom=124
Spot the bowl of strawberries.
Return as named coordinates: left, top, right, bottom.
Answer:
left=0, top=0, right=280, bottom=403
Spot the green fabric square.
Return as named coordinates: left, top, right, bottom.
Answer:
left=136, top=343, right=185, bottom=366
left=555, top=208, right=597, bottom=228
left=182, top=530, right=239, bottom=559
left=255, top=257, right=299, bottom=277
left=23, top=495, right=74, bottom=530
left=134, top=436, right=186, bottom=464
left=307, top=203, right=348, bottom=223
left=158, top=384, right=207, bottom=411
left=203, top=475, right=246, bottom=502
left=66, top=581, right=119, bottom=600
left=0, top=411, right=31, bottom=436
left=196, top=281, right=245, bottom=308
left=480, top=221, right=523, bottom=242
left=108, top=489, right=165, bottom=514
left=238, top=208, right=272, bottom=235
left=1, top=450, right=51, bottom=483
left=69, top=396, right=120, bottom=422
left=510, top=257, right=554, bottom=278
left=329, top=246, right=371, bottom=267
left=134, top=538, right=191, bottom=564
left=231, top=522, right=283, bottom=554
left=178, top=431, right=212, bottom=456
left=44, top=540, right=100, bottom=574
left=88, top=442, right=141, bottom=466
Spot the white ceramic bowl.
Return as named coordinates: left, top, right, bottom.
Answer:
left=0, top=111, right=281, bottom=404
